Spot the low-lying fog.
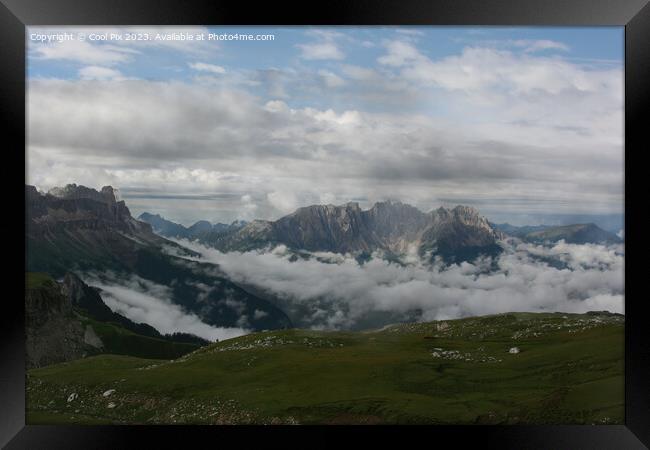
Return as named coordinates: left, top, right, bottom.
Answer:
left=83, top=238, right=624, bottom=340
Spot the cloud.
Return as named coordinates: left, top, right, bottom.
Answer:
left=267, top=191, right=300, bottom=214
left=189, top=62, right=226, bottom=74
left=340, top=64, right=378, bottom=81
left=297, top=31, right=345, bottom=60
left=512, top=39, right=570, bottom=53
left=175, top=239, right=624, bottom=330
left=378, top=40, right=424, bottom=66
left=28, top=26, right=217, bottom=65
left=78, top=66, right=126, bottom=81
left=253, top=309, right=269, bottom=320
left=318, top=69, right=345, bottom=87
left=32, top=40, right=137, bottom=66
left=386, top=44, right=621, bottom=101
left=27, top=76, right=622, bottom=224
left=27, top=77, right=622, bottom=225
left=297, top=42, right=344, bottom=60
left=27, top=30, right=622, bottom=226
left=395, top=29, right=425, bottom=37
left=83, top=272, right=249, bottom=341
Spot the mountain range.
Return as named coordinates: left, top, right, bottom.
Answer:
left=137, top=212, right=247, bottom=240
left=26, top=184, right=292, bottom=332
left=140, top=203, right=621, bottom=268
left=24, top=183, right=625, bottom=425
left=491, top=222, right=622, bottom=245
left=27, top=183, right=622, bottom=349
left=142, top=201, right=506, bottom=264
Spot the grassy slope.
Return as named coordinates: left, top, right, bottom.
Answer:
left=26, top=272, right=57, bottom=289
left=79, top=317, right=203, bottom=360
left=26, top=312, right=623, bottom=425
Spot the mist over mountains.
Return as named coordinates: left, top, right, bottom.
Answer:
left=27, top=183, right=624, bottom=335
left=26, top=184, right=292, bottom=339
left=175, top=237, right=624, bottom=330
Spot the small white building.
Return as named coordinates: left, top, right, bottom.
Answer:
left=509, top=347, right=520, bottom=354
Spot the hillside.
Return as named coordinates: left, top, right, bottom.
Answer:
left=26, top=311, right=623, bottom=425
left=26, top=184, right=292, bottom=331
left=26, top=272, right=208, bottom=367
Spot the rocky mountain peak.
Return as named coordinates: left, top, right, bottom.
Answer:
left=27, top=183, right=155, bottom=238
left=140, top=212, right=163, bottom=220
left=370, top=200, right=421, bottom=214
left=100, top=186, right=117, bottom=203
left=371, top=199, right=404, bottom=208
left=452, top=205, right=480, bottom=217
left=213, top=200, right=504, bottom=262
left=47, top=183, right=118, bottom=205
left=230, top=220, right=248, bottom=228
left=188, top=220, right=213, bottom=235
left=432, top=206, right=453, bottom=221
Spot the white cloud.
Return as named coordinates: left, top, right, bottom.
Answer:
left=319, top=192, right=337, bottom=205
left=189, top=62, right=226, bottom=74
left=28, top=26, right=217, bottom=69
left=318, top=69, right=345, bottom=87
left=296, top=31, right=345, bottom=60
left=176, top=239, right=624, bottom=330
left=391, top=44, right=621, bottom=99
left=78, top=66, right=125, bottom=81
left=27, top=33, right=622, bottom=225
left=512, top=39, right=570, bottom=53
left=378, top=40, right=424, bottom=67
left=83, top=273, right=249, bottom=341
left=27, top=75, right=622, bottom=224
left=297, top=42, right=344, bottom=60
left=340, top=64, right=379, bottom=81
left=264, top=99, right=289, bottom=113
left=253, top=309, right=269, bottom=320
left=32, top=40, right=137, bottom=66
left=267, top=191, right=300, bottom=214
left=395, top=29, right=425, bottom=37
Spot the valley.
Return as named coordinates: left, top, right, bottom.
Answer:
left=24, top=183, right=625, bottom=425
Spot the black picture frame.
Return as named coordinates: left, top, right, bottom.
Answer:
left=2, top=0, right=648, bottom=448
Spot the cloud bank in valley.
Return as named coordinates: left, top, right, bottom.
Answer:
left=175, top=239, right=624, bottom=330
left=82, top=272, right=249, bottom=341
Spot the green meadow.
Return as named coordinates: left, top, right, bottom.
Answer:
left=27, top=312, right=623, bottom=425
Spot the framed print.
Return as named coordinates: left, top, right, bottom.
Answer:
left=1, top=0, right=649, bottom=448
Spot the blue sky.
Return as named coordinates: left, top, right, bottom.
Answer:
left=28, top=26, right=623, bottom=81
left=26, top=26, right=624, bottom=228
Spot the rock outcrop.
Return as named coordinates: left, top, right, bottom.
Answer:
left=27, top=184, right=154, bottom=237
left=25, top=274, right=102, bottom=368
